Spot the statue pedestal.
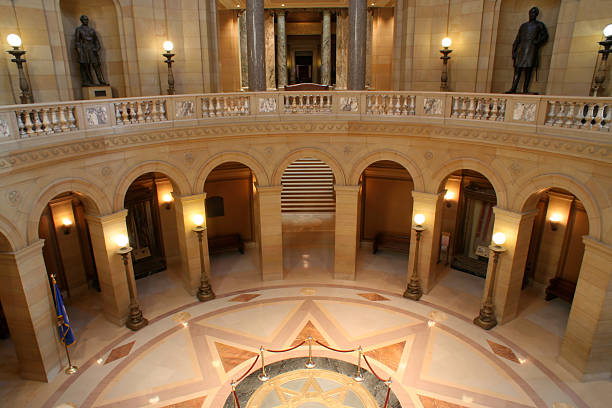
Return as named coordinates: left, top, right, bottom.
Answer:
left=82, top=85, right=112, bottom=100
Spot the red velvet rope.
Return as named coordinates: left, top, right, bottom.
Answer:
left=315, top=340, right=357, bottom=353
left=362, top=355, right=385, bottom=382
left=265, top=340, right=306, bottom=353
left=236, top=354, right=260, bottom=382
left=383, top=385, right=391, bottom=408
left=232, top=389, right=241, bottom=408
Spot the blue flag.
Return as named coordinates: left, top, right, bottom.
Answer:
left=53, top=281, right=76, bottom=346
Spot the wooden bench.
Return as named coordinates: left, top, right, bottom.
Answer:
left=208, top=234, right=245, bottom=255
left=373, top=232, right=411, bottom=254
left=284, top=83, right=330, bottom=91
left=545, top=277, right=576, bottom=303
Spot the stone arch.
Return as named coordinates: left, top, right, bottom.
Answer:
left=513, top=173, right=602, bottom=241
left=272, top=148, right=346, bottom=186
left=27, top=177, right=112, bottom=244
left=430, top=158, right=508, bottom=208
left=0, top=215, right=25, bottom=252
left=194, top=151, right=270, bottom=191
left=348, top=150, right=425, bottom=191
left=113, top=160, right=191, bottom=210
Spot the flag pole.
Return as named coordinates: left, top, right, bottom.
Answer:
left=50, top=274, right=78, bottom=375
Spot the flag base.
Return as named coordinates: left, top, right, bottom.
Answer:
left=65, top=364, right=78, bottom=375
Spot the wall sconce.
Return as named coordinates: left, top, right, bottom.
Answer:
left=192, top=213, right=205, bottom=228
left=444, top=190, right=455, bottom=208
left=61, top=217, right=73, bottom=235
left=162, top=41, right=175, bottom=95
left=549, top=213, right=562, bottom=231
left=592, top=24, right=612, bottom=96
left=162, top=193, right=173, bottom=210
left=440, top=37, right=452, bottom=91
left=115, top=234, right=130, bottom=251
left=6, top=34, right=34, bottom=104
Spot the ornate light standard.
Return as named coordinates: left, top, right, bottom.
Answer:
left=162, top=41, right=175, bottom=95
left=440, top=37, right=452, bottom=91
left=6, top=34, right=33, bottom=104
left=403, top=213, right=425, bottom=301
left=192, top=214, right=215, bottom=302
left=115, top=234, right=148, bottom=331
left=473, top=232, right=506, bottom=330
left=592, top=24, right=612, bottom=96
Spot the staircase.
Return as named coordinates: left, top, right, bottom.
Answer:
left=281, top=158, right=335, bottom=212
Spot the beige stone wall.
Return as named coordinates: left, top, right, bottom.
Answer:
left=204, top=176, right=253, bottom=241
left=371, top=8, right=394, bottom=91
left=217, top=10, right=241, bottom=92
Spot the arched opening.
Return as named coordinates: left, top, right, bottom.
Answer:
left=518, top=188, right=588, bottom=338
left=355, top=160, right=414, bottom=288
left=281, top=157, right=336, bottom=279
left=0, top=231, right=17, bottom=381
left=203, top=162, right=260, bottom=284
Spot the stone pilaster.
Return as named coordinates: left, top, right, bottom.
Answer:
left=257, top=186, right=283, bottom=281
left=0, top=241, right=62, bottom=381
left=239, top=10, right=249, bottom=89
left=335, top=9, right=349, bottom=89
left=365, top=9, right=373, bottom=88
left=348, top=0, right=367, bottom=90
left=487, top=208, right=537, bottom=324
left=559, top=237, right=612, bottom=380
left=276, top=10, right=287, bottom=89
left=86, top=211, right=131, bottom=326
left=334, top=185, right=360, bottom=280
left=265, top=11, right=276, bottom=90
left=321, top=10, right=332, bottom=86
left=408, top=191, right=445, bottom=292
left=174, top=193, right=209, bottom=294
left=207, top=0, right=221, bottom=92
left=247, top=0, right=266, bottom=91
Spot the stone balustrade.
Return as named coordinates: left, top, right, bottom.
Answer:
left=0, top=92, right=610, bottom=144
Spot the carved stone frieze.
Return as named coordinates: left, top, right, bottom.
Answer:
left=0, top=119, right=10, bottom=138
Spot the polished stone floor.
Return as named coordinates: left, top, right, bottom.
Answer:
left=0, top=214, right=610, bottom=408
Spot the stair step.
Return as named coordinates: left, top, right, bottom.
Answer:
left=281, top=158, right=335, bottom=213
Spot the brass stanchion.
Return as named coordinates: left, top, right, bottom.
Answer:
left=474, top=232, right=506, bottom=330
left=305, top=336, right=316, bottom=368
left=404, top=214, right=426, bottom=301
left=257, top=346, right=269, bottom=382
left=231, top=380, right=239, bottom=408
left=354, top=347, right=364, bottom=382
left=116, top=235, right=148, bottom=331
left=192, top=214, right=215, bottom=302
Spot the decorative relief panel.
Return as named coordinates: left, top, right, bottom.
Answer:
left=176, top=100, right=195, bottom=118
left=513, top=102, right=537, bottom=122
left=258, top=97, right=277, bottom=113
left=0, top=119, right=9, bottom=138
left=424, top=98, right=443, bottom=115
left=340, top=97, right=359, bottom=112
left=85, top=105, right=109, bottom=127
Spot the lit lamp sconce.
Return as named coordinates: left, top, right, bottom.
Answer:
left=592, top=24, right=612, bottom=96
left=162, top=41, right=175, bottom=95
left=549, top=213, right=562, bottom=231
left=440, top=37, right=453, bottom=91
left=6, top=34, right=34, bottom=104
left=61, top=217, right=73, bottom=235
left=444, top=190, right=455, bottom=208
left=162, top=193, right=173, bottom=210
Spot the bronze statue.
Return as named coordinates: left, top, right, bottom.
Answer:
left=507, top=7, right=548, bottom=94
left=75, top=15, right=108, bottom=87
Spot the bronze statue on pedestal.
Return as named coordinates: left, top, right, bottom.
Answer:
left=75, top=15, right=108, bottom=87
left=507, top=7, right=548, bottom=94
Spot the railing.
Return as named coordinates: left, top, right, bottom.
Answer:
left=0, top=91, right=610, bottom=144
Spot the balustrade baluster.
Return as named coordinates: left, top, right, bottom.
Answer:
left=545, top=102, right=557, bottom=125
left=59, top=107, right=69, bottom=132
left=201, top=98, right=209, bottom=117
left=16, top=111, right=26, bottom=136
left=372, top=95, right=380, bottom=115
left=554, top=102, right=566, bottom=126
left=489, top=100, right=499, bottom=120
left=451, top=97, right=461, bottom=117
left=68, top=107, right=77, bottom=130
left=51, top=108, right=60, bottom=132
left=137, top=101, right=145, bottom=123
left=564, top=102, right=576, bottom=128
left=476, top=98, right=485, bottom=120
left=594, top=104, right=604, bottom=130
left=602, top=104, right=611, bottom=131
left=585, top=104, right=596, bottom=129
left=393, top=95, right=400, bottom=115
left=497, top=100, right=506, bottom=121
left=114, top=104, right=122, bottom=125
left=466, top=98, right=475, bottom=119
left=574, top=103, right=586, bottom=128
left=23, top=111, right=34, bottom=135
left=33, top=109, right=43, bottom=134
left=42, top=108, right=53, bottom=134
left=159, top=101, right=167, bottom=120
left=120, top=102, right=129, bottom=124
left=151, top=100, right=159, bottom=122
left=408, top=96, right=416, bottom=116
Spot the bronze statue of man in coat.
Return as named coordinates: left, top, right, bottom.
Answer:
left=75, top=15, right=108, bottom=87
left=507, top=7, right=549, bottom=94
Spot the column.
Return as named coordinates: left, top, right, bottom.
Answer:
left=409, top=191, right=445, bottom=292
left=247, top=0, right=266, bottom=91
left=0, top=241, right=61, bottom=381
left=321, top=10, right=332, bottom=86
left=487, top=208, right=537, bottom=324
left=265, top=11, right=276, bottom=90
left=239, top=11, right=249, bottom=89
left=257, top=186, right=283, bottom=281
left=174, top=193, right=209, bottom=294
left=207, top=0, right=221, bottom=92
left=348, top=0, right=367, bottom=89
left=560, top=237, right=612, bottom=380
left=365, top=9, right=373, bottom=88
left=86, top=211, right=131, bottom=325
left=276, top=10, right=287, bottom=88
left=335, top=9, right=349, bottom=89
left=334, top=186, right=360, bottom=279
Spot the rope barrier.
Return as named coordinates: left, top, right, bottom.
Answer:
left=264, top=340, right=306, bottom=353
left=315, top=340, right=357, bottom=353
left=362, top=354, right=386, bottom=382
left=235, top=354, right=259, bottom=382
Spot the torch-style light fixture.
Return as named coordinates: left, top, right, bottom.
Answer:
left=61, top=217, right=73, bottom=235
left=403, top=214, right=426, bottom=301
left=162, top=41, right=175, bottom=95
left=6, top=34, right=34, bottom=104
left=162, top=193, right=173, bottom=210
left=115, top=234, right=148, bottom=331
left=443, top=190, right=455, bottom=208
left=440, top=37, right=453, bottom=91
left=592, top=24, right=612, bottom=96
left=549, top=212, right=562, bottom=231
left=192, top=214, right=215, bottom=302
left=473, top=232, right=506, bottom=330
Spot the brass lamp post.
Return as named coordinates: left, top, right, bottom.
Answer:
left=6, top=34, right=34, bottom=104
left=192, top=214, right=215, bottom=302
left=403, top=213, right=425, bottom=301
left=162, top=41, right=175, bottom=95
left=473, top=232, right=506, bottom=330
left=440, top=37, right=452, bottom=91
left=115, top=234, right=148, bottom=331
left=592, top=24, right=612, bottom=96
